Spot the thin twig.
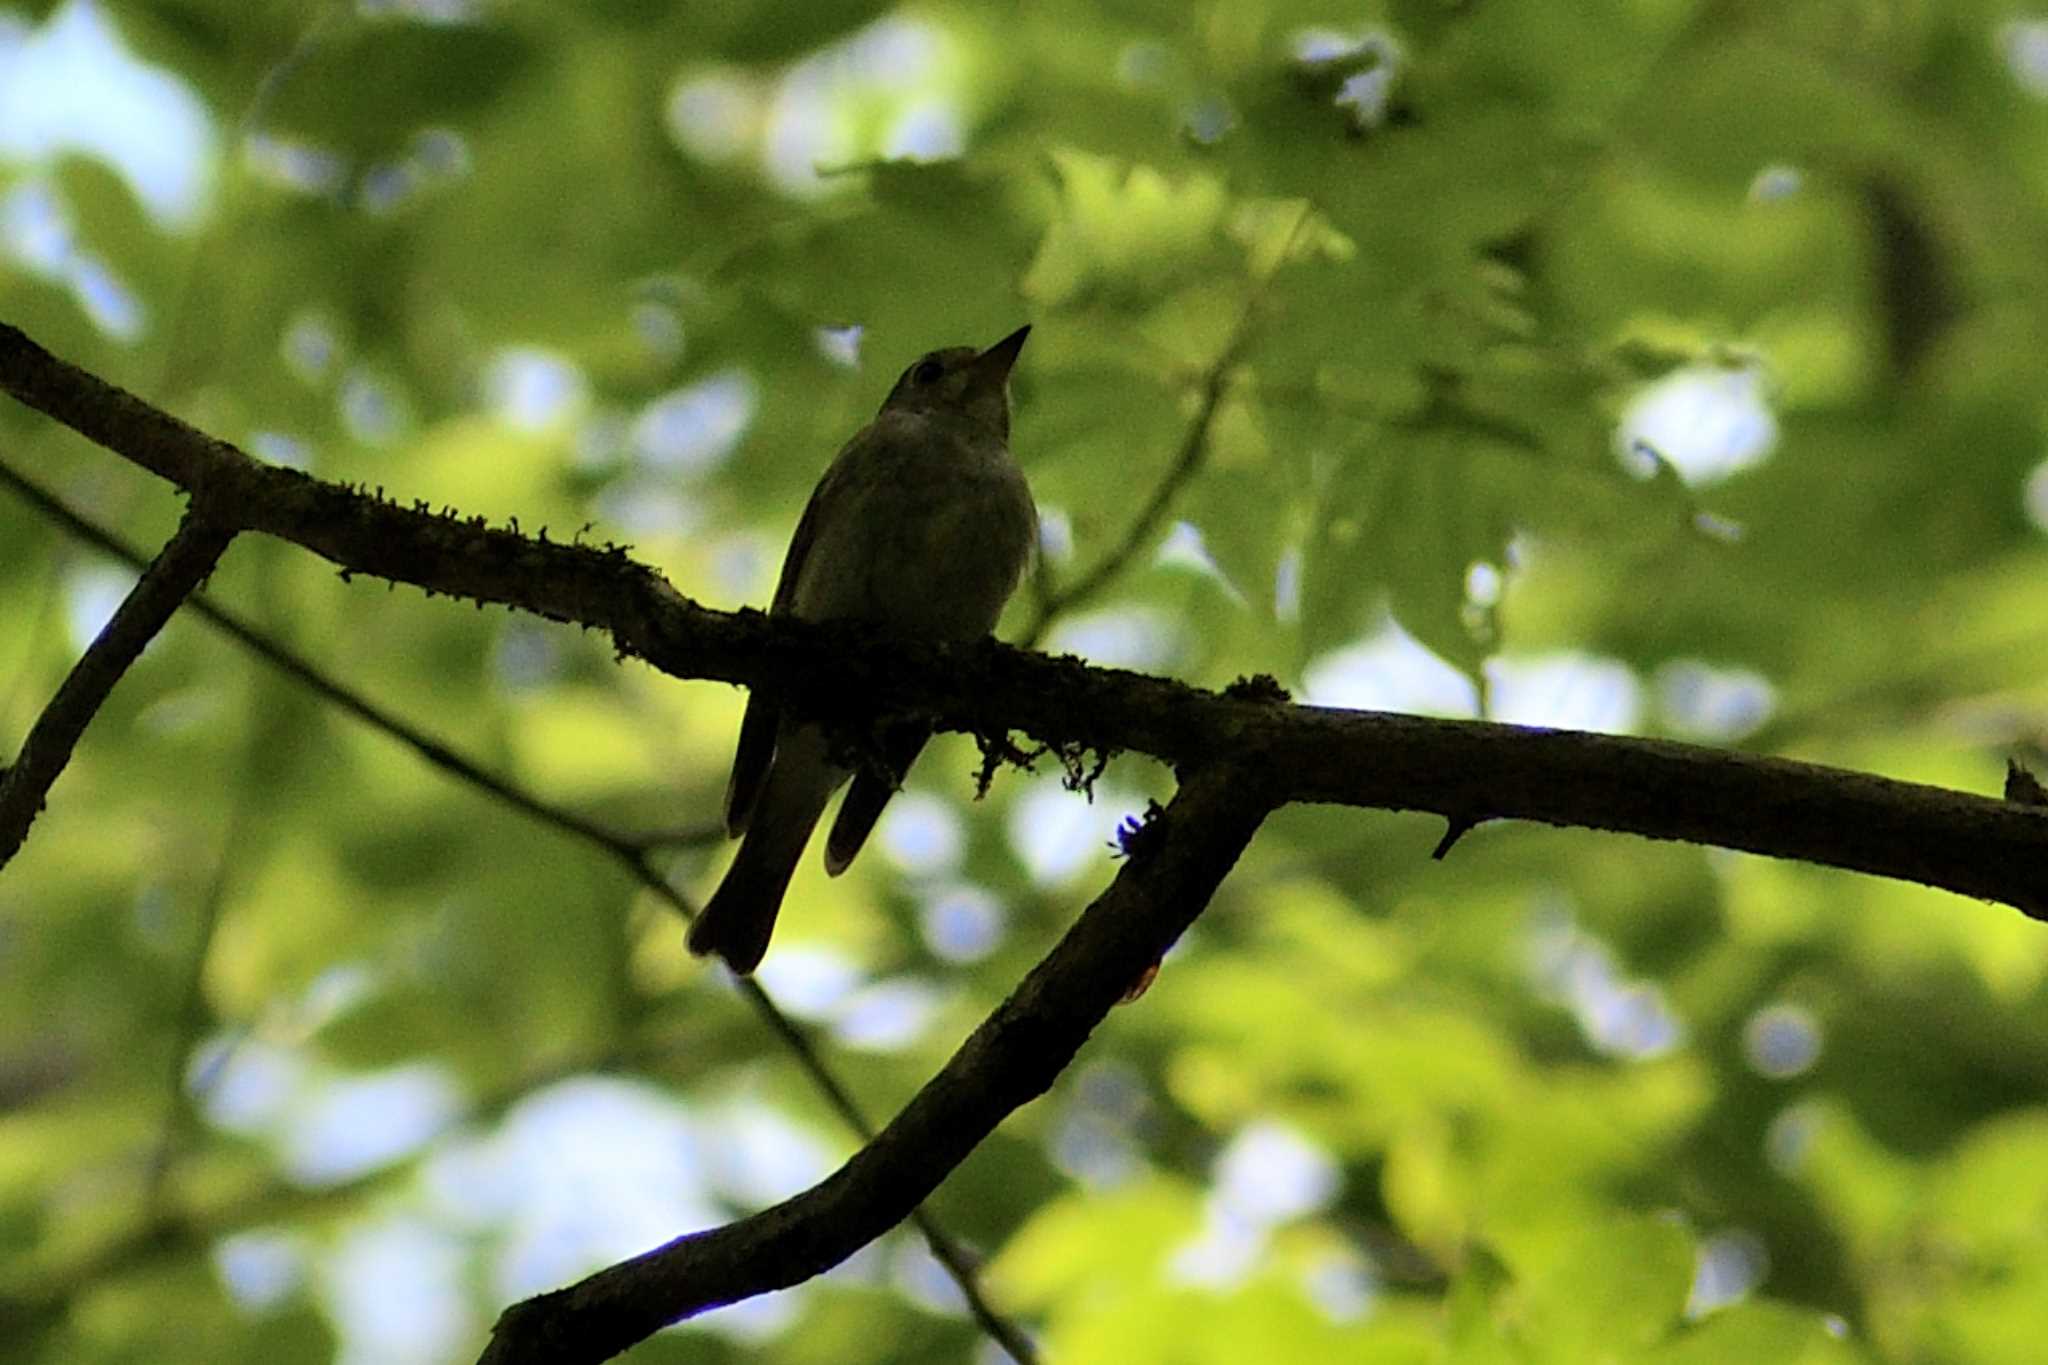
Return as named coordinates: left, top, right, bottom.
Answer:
left=628, top=851, right=1035, bottom=1360
left=1020, top=207, right=1311, bottom=649
left=0, top=458, right=1036, bottom=1362
left=0, top=503, right=234, bottom=864
left=152, top=0, right=351, bottom=399
left=1020, top=330, right=1251, bottom=650
left=0, top=460, right=629, bottom=850
left=625, top=821, right=728, bottom=852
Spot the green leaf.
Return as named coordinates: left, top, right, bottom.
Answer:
left=991, top=1179, right=1201, bottom=1307
left=1301, top=423, right=1518, bottom=678
left=262, top=24, right=537, bottom=154
left=677, top=1, right=900, bottom=63
left=1516, top=1213, right=1695, bottom=1360
left=1646, top=1303, right=1862, bottom=1365
left=1023, top=150, right=1233, bottom=307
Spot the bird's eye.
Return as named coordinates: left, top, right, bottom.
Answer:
left=912, top=358, right=944, bottom=385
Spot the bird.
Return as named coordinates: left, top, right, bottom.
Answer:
left=687, top=326, right=1039, bottom=974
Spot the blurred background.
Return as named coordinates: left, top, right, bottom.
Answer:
left=6, top=1, right=2048, bottom=1361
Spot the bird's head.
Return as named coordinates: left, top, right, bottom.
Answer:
left=879, top=325, right=1030, bottom=440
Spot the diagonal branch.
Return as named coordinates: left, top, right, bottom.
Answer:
left=480, top=766, right=1270, bottom=1365
left=0, top=458, right=1036, bottom=1364
left=6, top=320, right=2048, bottom=919
left=0, top=502, right=234, bottom=864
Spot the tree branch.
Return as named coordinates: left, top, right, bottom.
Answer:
left=10, top=318, right=2048, bottom=1354
left=0, top=501, right=233, bottom=864
left=5, top=320, right=2048, bottom=919
left=480, top=767, right=1269, bottom=1364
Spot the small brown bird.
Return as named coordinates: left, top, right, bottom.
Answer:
left=687, top=327, right=1038, bottom=973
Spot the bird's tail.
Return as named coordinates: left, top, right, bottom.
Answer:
left=688, top=736, right=839, bottom=974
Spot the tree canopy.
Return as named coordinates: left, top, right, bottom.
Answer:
left=7, top=2, right=2048, bottom=1362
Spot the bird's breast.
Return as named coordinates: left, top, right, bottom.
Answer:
left=792, top=424, right=1034, bottom=638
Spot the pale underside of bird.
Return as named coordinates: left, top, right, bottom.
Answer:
left=686, top=326, right=1038, bottom=974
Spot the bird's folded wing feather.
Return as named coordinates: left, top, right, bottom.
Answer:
left=723, top=439, right=863, bottom=834
left=824, top=719, right=930, bottom=874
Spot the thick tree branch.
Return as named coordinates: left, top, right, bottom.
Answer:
left=480, top=767, right=1269, bottom=1365
left=6, top=320, right=2048, bottom=918
left=0, top=459, right=1035, bottom=1363
left=0, top=501, right=233, bottom=865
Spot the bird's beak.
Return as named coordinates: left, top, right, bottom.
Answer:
left=974, top=325, right=1031, bottom=383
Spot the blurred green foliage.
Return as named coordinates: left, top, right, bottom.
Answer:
left=6, top=0, right=2048, bottom=1361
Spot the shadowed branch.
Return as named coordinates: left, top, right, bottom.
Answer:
left=0, top=499, right=233, bottom=864
left=13, top=320, right=2048, bottom=1357
left=480, top=767, right=1269, bottom=1365
left=5, top=322, right=2045, bottom=919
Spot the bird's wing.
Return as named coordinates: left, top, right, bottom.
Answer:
left=769, top=457, right=839, bottom=613
left=723, top=696, right=778, bottom=836
left=823, top=719, right=930, bottom=875
left=724, top=436, right=864, bottom=835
